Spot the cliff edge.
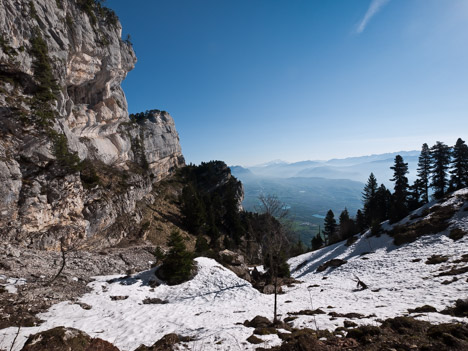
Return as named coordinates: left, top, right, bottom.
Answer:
left=0, top=0, right=184, bottom=249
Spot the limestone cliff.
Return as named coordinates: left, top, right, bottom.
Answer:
left=0, top=0, right=184, bottom=249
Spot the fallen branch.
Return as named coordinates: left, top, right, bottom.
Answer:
left=9, top=323, right=21, bottom=351
left=49, top=237, right=67, bottom=284
left=353, top=274, right=368, bottom=290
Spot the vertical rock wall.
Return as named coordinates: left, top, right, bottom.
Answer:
left=0, top=0, right=184, bottom=249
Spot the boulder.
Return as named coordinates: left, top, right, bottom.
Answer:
left=316, top=259, right=347, bottom=272
left=135, top=333, right=190, bottom=351
left=244, top=316, right=271, bottom=328
left=219, top=250, right=245, bottom=266
left=217, top=250, right=251, bottom=282
left=21, top=327, right=119, bottom=351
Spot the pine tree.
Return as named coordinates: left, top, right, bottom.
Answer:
left=389, top=155, right=409, bottom=222
left=180, top=183, right=206, bottom=234
left=206, top=209, right=220, bottom=248
left=374, top=184, right=392, bottom=223
left=338, top=208, right=355, bottom=240
left=407, top=179, right=424, bottom=211
left=362, top=173, right=378, bottom=226
left=417, top=143, right=431, bottom=204
left=390, top=155, right=409, bottom=199
left=154, top=246, right=165, bottom=265
left=311, top=232, right=324, bottom=251
left=159, top=230, right=194, bottom=285
left=355, top=209, right=366, bottom=234
left=289, top=240, right=306, bottom=257
left=195, top=235, right=210, bottom=253
left=323, top=209, right=336, bottom=244
left=450, top=138, right=468, bottom=190
left=430, top=141, right=451, bottom=199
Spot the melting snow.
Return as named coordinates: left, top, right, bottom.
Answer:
left=0, top=275, right=26, bottom=294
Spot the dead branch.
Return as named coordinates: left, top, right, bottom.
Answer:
left=9, top=323, right=21, bottom=351
left=353, top=274, right=368, bottom=290
left=48, top=237, right=67, bottom=284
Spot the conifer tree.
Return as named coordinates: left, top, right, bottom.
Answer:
left=408, top=179, right=424, bottom=211
left=159, top=230, right=194, bottom=285
left=417, top=143, right=431, bottom=203
left=338, top=208, right=355, bottom=240
left=374, top=184, right=392, bottom=223
left=195, top=235, right=210, bottom=253
left=430, top=141, right=451, bottom=199
left=355, top=209, right=366, bottom=234
left=206, top=209, right=220, bottom=248
left=390, top=155, right=409, bottom=198
left=450, top=138, right=468, bottom=190
left=180, top=183, right=206, bottom=234
left=154, top=246, right=165, bottom=265
left=389, top=155, right=409, bottom=222
left=311, top=232, right=324, bottom=251
left=362, top=173, right=378, bottom=226
left=289, top=240, right=306, bottom=257
left=323, top=209, right=336, bottom=244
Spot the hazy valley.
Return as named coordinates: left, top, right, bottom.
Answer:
left=232, top=151, right=421, bottom=244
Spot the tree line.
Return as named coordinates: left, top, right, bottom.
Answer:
left=311, top=138, right=468, bottom=249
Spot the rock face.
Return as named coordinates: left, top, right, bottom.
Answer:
left=125, top=111, right=184, bottom=181
left=0, top=0, right=184, bottom=249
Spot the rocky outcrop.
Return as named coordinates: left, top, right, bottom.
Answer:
left=195, top=161, right=244, bottom=210
left=218, top=249, right=251, bottom=282
left=135, top=333, right=191, bottom=351
left=21, top=327, right=120, bottom=351
left=0, top=0, right=184, bottom=249
left=123, top=110, right=184, bottom=181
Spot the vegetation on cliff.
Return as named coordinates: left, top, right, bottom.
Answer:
left=76, top=0, right=119, bottom=27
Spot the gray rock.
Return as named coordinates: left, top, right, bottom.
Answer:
left=142, top=297, right=167, bottom=304
left=219, top=249, right=245, bottom=266
left=218, top=250, right=252, bottom=282
left=110, top=295, right=128, bottom=301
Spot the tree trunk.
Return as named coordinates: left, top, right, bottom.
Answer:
left=273, top=272, right=278, bottom=324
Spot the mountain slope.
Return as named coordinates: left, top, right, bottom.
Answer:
left=1, top=189, right=466, bottom=350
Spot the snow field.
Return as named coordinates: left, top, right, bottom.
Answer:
left=1, top=189, right=467, bottom=350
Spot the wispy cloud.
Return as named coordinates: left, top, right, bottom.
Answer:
left=356, top=0, right=391, bottom=34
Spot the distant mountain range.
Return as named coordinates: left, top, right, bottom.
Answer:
left=241, top=150, right=420, bottom=187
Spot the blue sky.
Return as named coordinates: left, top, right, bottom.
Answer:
left=107, top=0, right=468, bottom=166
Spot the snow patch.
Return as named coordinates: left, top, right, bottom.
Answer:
left=0, top=275, right=26, bottom=294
